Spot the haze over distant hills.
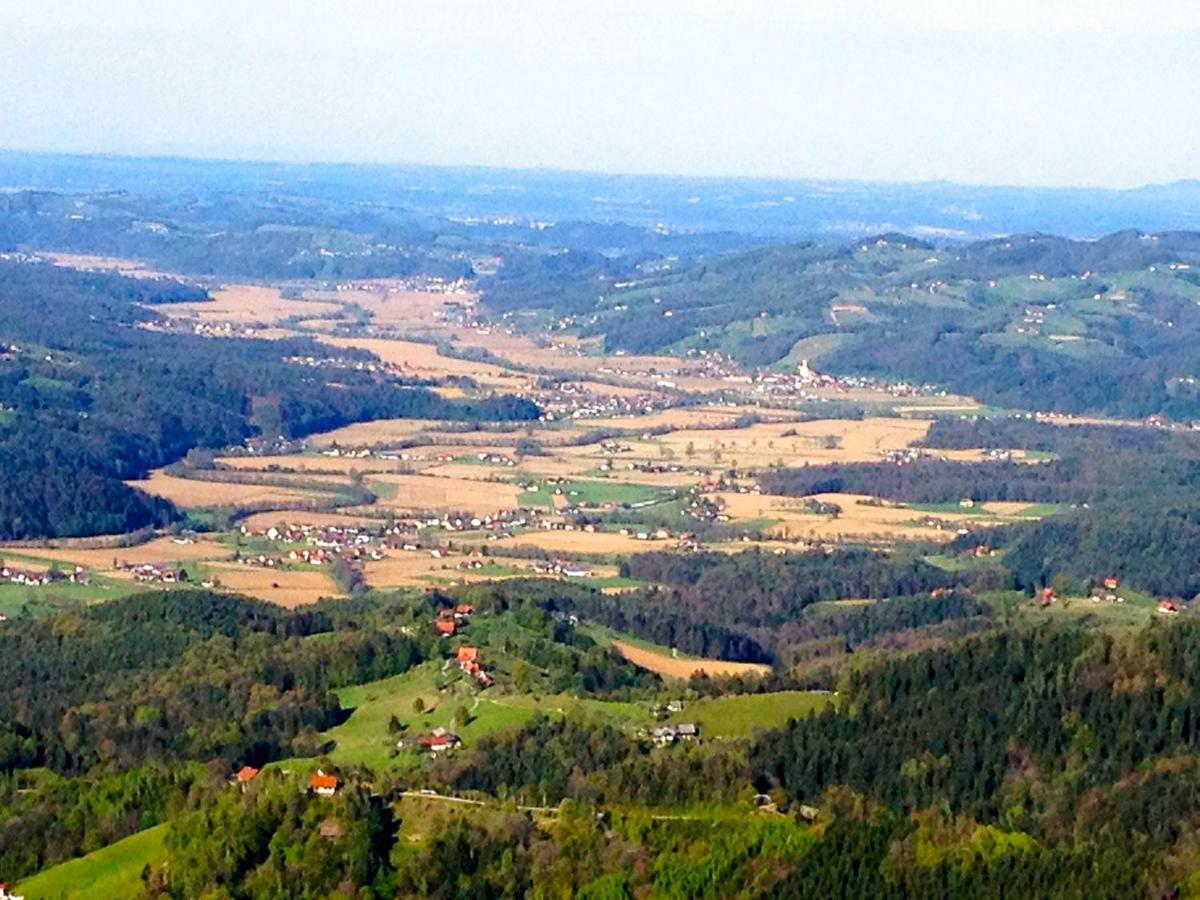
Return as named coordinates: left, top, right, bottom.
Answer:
left=2, top=149, right=1197, bottom=242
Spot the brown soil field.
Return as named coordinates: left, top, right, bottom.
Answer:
left=611, top=640, right=771, bottom=679
left=129, top=472, right=322, bottom=508
left=160, top=285, right=339, bottom=325
left=206, top=563, right=342, bottom=607
left=367, top=473, right=521, bottom=514
left=10, top=535, right=231, bottom=569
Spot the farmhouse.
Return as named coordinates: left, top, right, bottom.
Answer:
left=434, top=619, right=457, bottom=636
left=417, top=729, right=462, bottom=755
left=457, top=645, right=479, bottom=664
left=650, top=723, right=701, bottom=746
left=235, top=765, right=260, bottom=784
left=309, top=770, right=340, bottom=796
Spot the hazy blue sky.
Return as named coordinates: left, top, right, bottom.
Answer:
left=2, top=0, right=1198, bottom=187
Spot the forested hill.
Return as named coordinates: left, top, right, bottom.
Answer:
left=483, top=229, right=1200, bottom=418
left=0, top=259, right=538, bottom=538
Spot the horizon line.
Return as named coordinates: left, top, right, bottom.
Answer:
left=0, top=145, right=1196, bottom=196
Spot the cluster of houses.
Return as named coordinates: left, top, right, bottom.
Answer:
left=456, top=644, right=494, bottom=687
left=1034, top=577, right=1190, bottom=616
left=726, top=358, right=944, bottom=403
left=434, top=603, right=475, bottom=637
left=239, top=547, right=340, bottom=568
left=617, top=527, right=673, bottom=542
left=530, top=558, right=592, bottom=578
left=649, top=722, right=701, bottom=746
left=230, top=764, right=341, bottom=797
left=537, top=381, right=675, bottom=422
left=1090, top=575, right=1127, bottom=604
left=0, top=563, right=89, bottom=587
left=126, top=562, right=188, bottom=584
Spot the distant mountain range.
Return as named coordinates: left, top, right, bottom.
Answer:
left=1, top=149, right=1196, bottom=242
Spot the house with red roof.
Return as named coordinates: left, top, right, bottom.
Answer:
left=310, top=770, right=340, bottom=796
left=235, top=765, right=260, bottom=784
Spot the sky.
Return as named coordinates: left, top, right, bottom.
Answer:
left=1, top=0, right=1198, bottom=188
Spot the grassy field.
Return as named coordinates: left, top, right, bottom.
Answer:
left=665, top=691, right=834, bottom=737
left=322, top=663, right=538, bottom=771
left=521, top=478, right=666, bottom=509
left=0, top=568, right=145, bottom=618
left=322, top=656, right=833, bottom=771
left=17, top=824, right=167, bottom=899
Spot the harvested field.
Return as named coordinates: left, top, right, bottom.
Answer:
left=314, top=335, right=523, bottom=386
left=129, top=472, right=323, bottom=508
left=366, top=473, right=521, bottom=514
left=159, top=284, right=339, bottom=325
left=238, top=510, right=387, bottom=532
left=13, top=535, right=230, bottom=569
left=583, top=407, right=797, bottom=431
left=217, top=455, right=404, bottom=475
left=640, top=417, right=932, bottom=469
left=512, top=457, right=598, bottom=478
left=307, top=285, right=473, bottom=327
left=714, top=491, right=977, bottom=542
left=361, top=553, right=533, bottom=589
left=305, top=418, right=443, bottom=448
left=611, top=640, right=770, bottom=679
left=500, top=529, right=662, bottom=556
left=42, top=251, right=173, bottom=278
left=206, top=563, right=341, bottom=607
left=981, top=501, right=1038, bottom=516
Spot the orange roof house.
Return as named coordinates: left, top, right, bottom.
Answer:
left=235, top=765, right=260, bottom=783
left=435, top=620, right=456, bottom=636
left=310, top=770, right=340, bottom=796
left=457, top=645, right=479, bottom=663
